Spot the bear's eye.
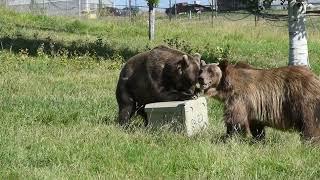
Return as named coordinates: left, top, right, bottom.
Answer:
left=199, top=69, right=203, bottom=74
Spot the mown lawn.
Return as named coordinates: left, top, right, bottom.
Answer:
left=1, top=52, right=320, bottom=179
left=1, top=8, right=320, bottom=179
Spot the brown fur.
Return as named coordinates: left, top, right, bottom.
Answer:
left=116, top=45, right=201, bottom=126
left=198, top=63, right=222, bottom=97
left=200, top=60, right=320, bottom=142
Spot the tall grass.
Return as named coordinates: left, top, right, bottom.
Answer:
left=1, top=7, right=320, bottom=69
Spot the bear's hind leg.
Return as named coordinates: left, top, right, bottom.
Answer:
left=301, top=125, right=320, bottom=144
left=300, top=107, right=320, bottom=144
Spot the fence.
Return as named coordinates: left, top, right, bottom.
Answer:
left=0, top=0, right=217, bottom=18
left=1, top=0, right=320, bottom=28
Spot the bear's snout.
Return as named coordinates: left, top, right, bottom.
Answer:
left=198, top=76, right=205, bottom=85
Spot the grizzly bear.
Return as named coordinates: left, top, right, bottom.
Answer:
left=199, top=60, right=320, bottom=143
left=116, top=45, right=202, bottom=126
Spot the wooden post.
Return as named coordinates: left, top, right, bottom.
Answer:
left=129, top=0, right=132, bottom=21
left=174, top=0, right=177, bottom=18
left=211, top=0, right=214, bottom=27
left=169, top=0, right=172, bottom=21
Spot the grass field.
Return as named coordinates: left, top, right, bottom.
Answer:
left=1, top=8, right=320, bottom=179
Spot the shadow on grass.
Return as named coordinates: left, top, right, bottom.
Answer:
left=0, top=36, right=138, bottom=60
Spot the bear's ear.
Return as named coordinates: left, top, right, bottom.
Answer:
left=200, top=60, right=206, bottom=66
left=177, top=55, right=190, bottom=74
left=235, top=61, right=255, bottom=69
left=218, top=59, right=229, bottom=73
left=193, top=53, right=201, bottom=64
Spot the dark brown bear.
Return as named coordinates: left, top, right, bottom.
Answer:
left=116, top=45, right=201, bottom=126
left=200, top=60, right=320, bottom=143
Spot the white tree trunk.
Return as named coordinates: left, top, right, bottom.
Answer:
left=148, top=6, right=155, bottom=40
left=288, top=0, right=309, bottom=67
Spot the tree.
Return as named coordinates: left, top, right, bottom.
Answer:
left=287, top=0, right=309, bottom=67
left=146, top=0, right=159, bottom=40
left=242, top=0, right=309, bottom=67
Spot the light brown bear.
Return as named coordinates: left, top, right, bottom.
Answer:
left=199, top=60, right=320, bottom=143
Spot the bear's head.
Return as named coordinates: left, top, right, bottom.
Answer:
left=198, top=62, right=222, bottom=96
left=163, top=53, right=202, bottom=94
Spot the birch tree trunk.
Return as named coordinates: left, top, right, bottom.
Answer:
left=148, top=5, right=155, bottom=40
left=288, top=0, right=309, bottom=67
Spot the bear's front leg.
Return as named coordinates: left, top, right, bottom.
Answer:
left=222, top=100, right=252, bottom=140
left=116, top=84, right=136, bottom=127
left=250, top=121, right=266, bottom=141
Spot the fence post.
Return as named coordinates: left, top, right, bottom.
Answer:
left=78, top=0, right=81, bottom=17
left=98, top=0, right=102, bottom=18
left=174, top=0, right=177, bottom=18
left=43, top=0, right=45, bottom=15
left=129, top=0, right=132, bottom=21
left=211, top=0, right=214, bottom=27
left=169, top=0, right=172, bottom=21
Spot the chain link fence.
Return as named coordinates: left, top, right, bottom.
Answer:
left=1, top=0, right=320, bottom=29
left=0, top=0, right=147, bottom=17
left=0, top=0, right=217, bottom=19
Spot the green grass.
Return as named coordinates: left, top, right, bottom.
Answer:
left=1, top=7, right=320, bottom=67
left=1, top=8, right=320, bottom=179
left=1, top=52, right=320, bottom=179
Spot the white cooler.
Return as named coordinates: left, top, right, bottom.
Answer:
left=145, top=97, right=209, bottom=136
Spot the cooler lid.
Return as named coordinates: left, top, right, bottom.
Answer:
left=145, top=100, right=185, bottom=109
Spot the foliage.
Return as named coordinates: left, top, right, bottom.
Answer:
left=164, top=37, right=231, bottom=63
left=146, top=0, right=160, bottom=8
